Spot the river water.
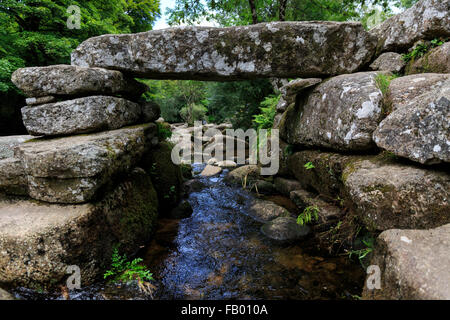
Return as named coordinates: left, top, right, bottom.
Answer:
left=13, top=164, right=364, bottom=300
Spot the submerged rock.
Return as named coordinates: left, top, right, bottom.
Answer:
left=169, top=200, right=193, bottom=219
left=22, top=96, right=142, bottom=137
left=247, top=199, right=290, bottom=223
left=370, top=0, right=450, bottom=54
left=71, top=22, right=376, bottom=80
left=183, top=179, right=206, bottom=193
left=363, top=224, right=450, bottom=300
left=11, top=65, right=147, bottom=98
left=373, top=79, right=450, bottom=164
left=0, top=168, right=158, bottom=288
left=261, top=217, right=310, bottom=242
left=280, top=72, right=384, bottom=151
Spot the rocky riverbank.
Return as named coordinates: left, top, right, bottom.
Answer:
left=0, top=0, right=449, bottom=300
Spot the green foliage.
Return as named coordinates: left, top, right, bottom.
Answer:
left=375, top=73, right=398, bottom=95
left=297, top=205, right=319, bottom=226
left=167, top=0, right=363, bottom=26
left=104, top=246, right=154, bottom=284
left=142, top=80, right=207, bottom=123
left=402, top=42, right=430, bottom=63
left=253, top=94, right=280, bottom=130
left=156, top=122, right=173, bottom=141
left=180, top=103, right=208, bottom=125
left=283, top=144, right=294, bottom=157
left=347, top=236, right=375, bottom=268
left=304, top=162, right=315, bottom=170
left=206, top=79, right=274, bottom=129
left=402, top=38, right=447, bottom=63
left=166, top=0, right=416, bottom=27
left=0, top=0, right=160, bottom=134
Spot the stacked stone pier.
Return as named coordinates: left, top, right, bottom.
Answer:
left=0, top=65, right=165, bottom=288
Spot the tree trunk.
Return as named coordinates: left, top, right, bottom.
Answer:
left=279, top=0, right=288, bottom=21
left=248, top=0, right=258, bottom=24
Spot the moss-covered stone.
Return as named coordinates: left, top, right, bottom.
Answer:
left=140, top=141, right=183, bottom=214
left=0, top=168, right=159, bottom=289
left=288, top=150, right=450, bottom=231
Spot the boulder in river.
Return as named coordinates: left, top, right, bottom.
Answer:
left=363, top=224, right=450, bottom=300
left=71, top=22, right=376, bottom=80
left=200, top=164, right=223, bottom=177
left=225, top=165, right=260, bottom=185
left=247, top=199, right=290, bottom=223
left=261, top=217, right=310, bottom=242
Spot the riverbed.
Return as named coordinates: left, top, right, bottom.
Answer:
left=12, top=164, right=364, bottom=300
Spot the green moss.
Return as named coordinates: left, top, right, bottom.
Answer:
left=140, top=141, right=183, bottom=213
left=116, top=172, right=159, bottom=245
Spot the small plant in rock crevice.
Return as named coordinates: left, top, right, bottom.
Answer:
left=346, top=234, right=375, bottom=269
left=304, top=161, right=315, bottom=170
left=104, top=245, right=154, bottom=286
left=402, top=38, right=448, bottom=63
left=297, top=205, right=320, bottom=226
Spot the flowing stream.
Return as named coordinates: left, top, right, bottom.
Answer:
left=13, top=164, right=364, bottom=300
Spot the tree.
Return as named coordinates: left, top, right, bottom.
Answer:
left=0, top=0, right=160, bottom=135
left=142, top=79, right=208, bottom=123
left=167, top=0, right=418, bottom=27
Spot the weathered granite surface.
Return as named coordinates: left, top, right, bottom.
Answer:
left=12, top=65, right=147, bottom=98
left=22, top=96, right=142, bottom=137
left=71, top=22, right=376, bottom=80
